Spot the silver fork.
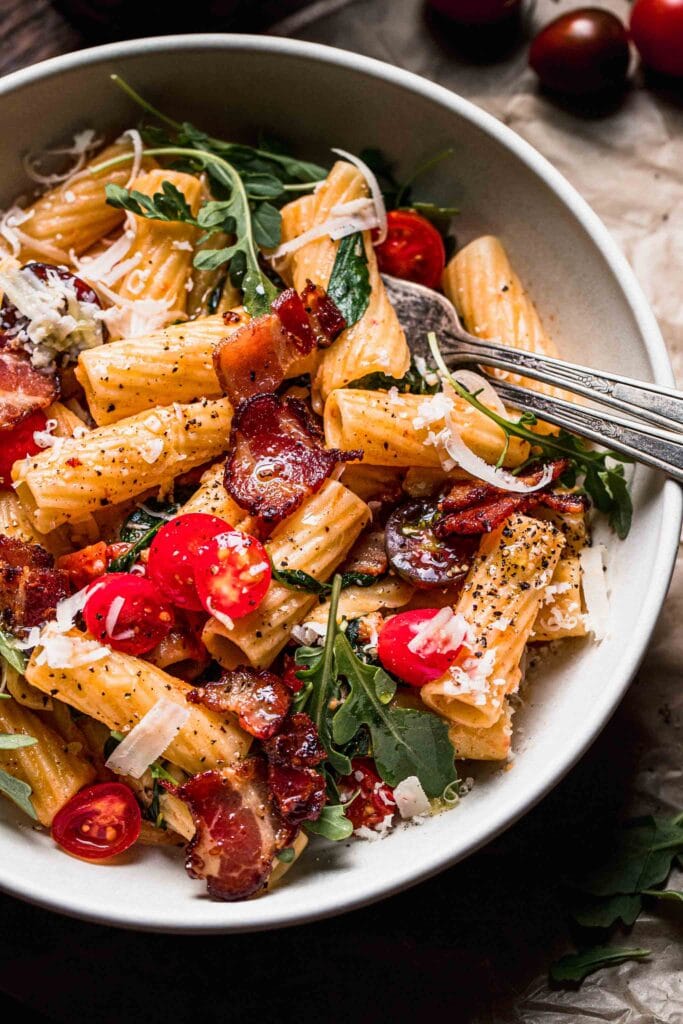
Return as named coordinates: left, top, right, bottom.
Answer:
left=382, top=274, right=683, bottom=484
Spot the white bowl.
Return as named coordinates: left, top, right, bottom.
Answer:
left=0, top=34, right=679, bottom=933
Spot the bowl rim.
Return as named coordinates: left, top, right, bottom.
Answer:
left=0, top=32, right=680, bottom=933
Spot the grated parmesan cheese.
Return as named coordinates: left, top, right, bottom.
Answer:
left=393, top=776, right=431, bottom=820
left=105, top=697, right=189, bottom=779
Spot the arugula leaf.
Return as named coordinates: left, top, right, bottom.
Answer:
left=0, top=628, right=28, bottom=674
left=332, top=632, right=457, bottom=797
left=327, top=232, right=371, bottom=328
left=276, top=846, right=296, bottom=863
left=109, top=500, right=179, bottom=573
left=271, top=564, right=380, bottom=595
left=348, top=360, right=439, bottom=395
left=571, top=892, right=643, bottom=929
left=0, top=767, right=36, bottom=819
left=304, top=803, right=353, bottom=841
left=0, top=734, right=37, bottom=750
left=428, top=332, right=634, bottom=538
left=550, top=946, right=650, bottom=984
left=251, top=202, right=282, bottom=249
left=643, top=888, right=683, bottom=902
left=106, top=181, right=194, bottom=222
left=293, top=576, right=351, bottom=776
left=572, top=815, right=683, bottom=896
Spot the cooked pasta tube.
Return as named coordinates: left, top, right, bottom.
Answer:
left=324, top=389, right=528, bottom=468
left=5, top=665, right=53, bottom=712
left=448, top=703, right=513, bottom=761
left=530, top=556, right=586, bottom=642
left=175, top=461, right=255, bottom=532
left=13, top=397, right=233, bottom=533
left=76, top=313, right=248, bottom=425
left=25, top=635, right=250, bottom=774
left=0, top=698, right=96, bottom=825
left=421, top=515, right=565, bottom=729
left=284, top=162, right=410, bottom=402
left=0, top=491, right=52, bottom=549
left=301, top=577, right=415, bottom=631
left=443, top=235, right=562, bottom=399
left=202, top=480, right=371, bottom=669
left=114, top=169, right=202, bottom=322
left=269, top=831, right=309, bottom=888
left=535, top=505, right=589, bottom=558
left=340, top=463, right=404, bottom=503
left=12, top=141, right=154, bottom=261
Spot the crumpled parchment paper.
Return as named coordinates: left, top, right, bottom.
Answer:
left=270, top=1, right=683, bottom=1020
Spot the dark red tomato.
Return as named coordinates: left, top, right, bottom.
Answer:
left=282, top=654, right=304, bottom=694
left=193, top=529, right=271, bottom=622
left=337, top=759, right=396, bottom=831
left=385, top=500, right=477, bottom=590
left=529, top=9, right=630, bottom=96
left=52, top=782, right=141, bottom=860
left=83, top=573, right=174, bottom=655
left=0, top=410, right=47, bottom=488
left=375, top=210, right=446, bottom=290
left=378, top=608, right=464, bottom=687
left=428, top=0, right=520, bottom=25
left=147, top=513, right=229, bottom=611
left=631, top=0, right=683, bottom=77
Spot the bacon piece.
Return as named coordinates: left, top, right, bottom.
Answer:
left=435, top=459, right=588, bottom=536
left=170, top=761, right=292, bottom=902
left=0, top=535, right=68, bottom=628
left=187, top=666, right=291, bottom=740
left=0, top=351, right=57, bottom=429
left=263, top=712, right=326, bottom=826
left=212, top=284, right=345, bottom=405
left=342, top=528, right=388, bottom=578
left=224, top=393, right=361, bottom=524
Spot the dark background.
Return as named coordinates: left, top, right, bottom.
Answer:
left=1, top=2, right=681, bottom=1021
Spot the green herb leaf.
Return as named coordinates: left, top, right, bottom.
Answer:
left=272, top=564, right=380, bottom=595
left=0, top=628, right=28, bottom=674
left=251, top=202, right=282, bottom=249
left=572, top=815, right=683, bottom=896
left=0, top=767, right=36, bottom=819
left=109, top=500, right=179, bottom=573
left=106, top=181, right=195, bottom=223
left=549, top=946, right=650, bottom=984
left=276, top=846, right=296, bottom=863
left=571, top=892, right=643, bottom=929
left=304, top=803, right=353, bottom=841
left=327, top=232, right=370, bottom=328
left=348, top=360, right=439, bottom=395
left=643, top=888, right=683, bottom=902
left=332, top=632, right=456, bottom=797
left=0, top=733, right=37, bottom=750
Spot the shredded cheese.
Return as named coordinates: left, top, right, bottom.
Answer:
left=104, top=697, right=190, bottom=779
left=393, top=776, right=431, bottom=820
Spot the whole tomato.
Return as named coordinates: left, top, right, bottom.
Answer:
left=631, top=0, right=683, bottom=77
left=529, top=8, right=631, bottom=96
left=427, top=0, right=521, bottom=25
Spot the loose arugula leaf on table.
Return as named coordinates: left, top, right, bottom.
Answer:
left=0, top=628, right=28, bottom=674
left=642, top=888, right=683, bottom=902
left=108, top=500, right=179, bottom=573
left=327, top=232, right=370, bottom=328
left=571, top=892, right=643, bottom=929
left=0, top=768, right=36, bottom=819
left=428, top=332, right=634, bottom=538
left=571, top=815, right=683, bottom=897
left=550, top=946, right=650, bottom=984
left=0, top=734, right=37, bottom=750
left=332, top=632, right=457, bottom=797
left=304, top=803, right=354, bottom=841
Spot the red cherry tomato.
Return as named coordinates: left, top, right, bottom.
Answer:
left=428, top=0, right=520, bottom=25
left=192, top=529, right=271, bottom=622
left=147, top=513, right=229, bottom=611
left=377, top=608, right=464, bottom=688
left=338, top=759, right=396, bottom=831
left=529, top=9, right=630, bottom=96
left=631, top=0, right=683, bottom=77
left=83, top=573, right=174, bottom=655
left=51, top=782, right=141, bottom=861
left=375, top=210, right=446, bottom=290
left=0, top=410, right=47, bottom=488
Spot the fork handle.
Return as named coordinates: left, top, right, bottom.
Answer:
left=491, top=378, right=683, bottom=484
left=448, top=335, right=683, bottom=434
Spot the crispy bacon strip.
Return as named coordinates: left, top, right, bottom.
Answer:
left=435, top=460, right=588, bottom=537
left=213, top=283, right=345, bottom=405
left=224, top=393, right=361, bottom=524
left=0, top=351, right=57, bottom=429
left=263, top=712, right=326, bottom=827
left=187, top=666, right=291, bottom=740
left=0, top=535, right=68, bottom=628
left=170, top=761, right=292, bottom=902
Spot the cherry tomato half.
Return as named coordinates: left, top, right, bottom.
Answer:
left=631, top=0, right=683, bottom=78
left=338, top=759, right=396, bottom=831
left=0, top=410, right=47, bottom=488
left=377, top=608, right=464, bottom=688
left=83, top=573, right=174, bottom=655
left=427, top=0, right=520, bottom=25
left=52, top=782, right=141, bottom=861
left=529, top=9, right=630, bottom=97
left=193, top=529, right=271, bottom=622
left=147, top=513, right=230, bottom=611
left=375, top=210, right=446, bottom=290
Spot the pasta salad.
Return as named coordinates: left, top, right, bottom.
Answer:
left=0, top=77, right=628, bottom=901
